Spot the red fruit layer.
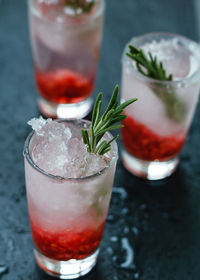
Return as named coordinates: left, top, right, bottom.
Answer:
left=122, top=115, right=185, bottom=161
left=35, top=68, right=94, bottom=103
left=30, top=219, right=105, bottom=260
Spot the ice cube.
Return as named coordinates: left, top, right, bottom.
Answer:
left=56, top=154, right=68, bottom=169
left=83, top=153, right=108, bottom=177
left=64, top=127, right=72, bottom=140
left=28, top=116, right=52, bottom=135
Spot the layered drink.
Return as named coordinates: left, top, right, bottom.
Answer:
left=121, top=33, right=200, bottom=179
left=28, top=0, right=105, bottom=118
left=24, top=117, right=118, bottom=278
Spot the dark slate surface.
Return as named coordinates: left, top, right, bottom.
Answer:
left=0, top=0, right=200, bottom=279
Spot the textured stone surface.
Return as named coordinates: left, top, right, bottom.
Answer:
left=0, top=0, right=200, bottom=279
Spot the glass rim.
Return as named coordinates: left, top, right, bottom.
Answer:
left=122, top=32, right=200, bottom=87
left=23, top=118, right=118, bottom=182
left=28, top=0, right=105, bottom=27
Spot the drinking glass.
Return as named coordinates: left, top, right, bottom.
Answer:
left=121, top=33, right=200, bottom=180
left=23, top=119, right=118, bottom=279
left=28, top=0, right=105, bottom=118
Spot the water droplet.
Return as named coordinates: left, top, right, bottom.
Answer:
left=120, top=238, right=134, bottom=268
left=8, top=239, right=15, bottom=252
left=140, top=203, right=147, bottom=210
left=112, top=187, right=127, bottom=199
left=107, top=247, right=113, bottom=255
left=121, top=207, right=129, bottom=215
left=110, top=236, right=118, bottom=242
left=0, top=265, right=9, bottom=276
left=132, top=227, right=139, bottom=235
left=134, top=272, right=140, bottom=279
left=123, top=226, right=129, bottom=234
left=107, top=214, right=115, bottom=223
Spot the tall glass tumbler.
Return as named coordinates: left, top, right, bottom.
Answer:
left=121, top=33, right=200, bottom=180
left=28, top=0, right=105, bottom=118
left=23, top=119, right=118, bottom=279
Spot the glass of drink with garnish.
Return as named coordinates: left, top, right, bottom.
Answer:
left=23, top=86, right=136, bottom=278
left=121, top=32, right=200, bottom=180
left=28, top=0, right=105, bottom=118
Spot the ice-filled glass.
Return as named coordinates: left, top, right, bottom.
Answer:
left=121, top=33, right=200, bottom=180
left=28, top=0, right=105, bottom=118
left=23, top=118, right=118, bottom=279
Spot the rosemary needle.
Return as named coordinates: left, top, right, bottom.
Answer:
left=65, top=0, right=95, bottom=14
left=81, top=85, right=137, bottom=155
left=126, top=45, right=187, bottom=123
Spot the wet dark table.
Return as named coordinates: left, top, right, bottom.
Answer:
left=1, top=0, right=200, bottom=279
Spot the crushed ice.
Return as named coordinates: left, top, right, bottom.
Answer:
left=28, top=117, right=110, bottom=178
left=137, top=38, right=194, bottom=79
left=28, top=116, right=52, bottom=136
left=141, top=38, right=179, bottom=61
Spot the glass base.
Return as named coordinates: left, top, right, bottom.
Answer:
left=38, top=96, right=93, bottom=119
left=122, top=149, right=179, bottom=180
left=34, top=248, right=99, bottom=279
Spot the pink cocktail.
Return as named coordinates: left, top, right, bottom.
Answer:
left=28, top=0, right=105, bottom=118
left=23, top=117, right=118, bottom=278
left=121, top=33, right=200, bottom=179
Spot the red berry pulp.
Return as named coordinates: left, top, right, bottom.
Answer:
left=122, top=115, right=185, bottom=161
left=35, top=68, right=94, bottom=104
left=30, top=218, right=105, bottom=260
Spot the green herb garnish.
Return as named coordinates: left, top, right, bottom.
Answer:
left=81, top=85, right=137, bottom=155
left=126, top=45, right=187, bottom=123
left=65, top=0, right=95, bottom=14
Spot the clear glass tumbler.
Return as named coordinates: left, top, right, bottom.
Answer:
left=23, top=119, right=118, bottom=279
left=121, top=33, right=200, bottom=180
left=28, top=0, right=105, bottom=118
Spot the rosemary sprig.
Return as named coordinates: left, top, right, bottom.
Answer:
left=65, top=0, right=95, bottom=14
left=126, top=45, right=187, bottom=123
left=81, top=85, right=137, bottom=155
